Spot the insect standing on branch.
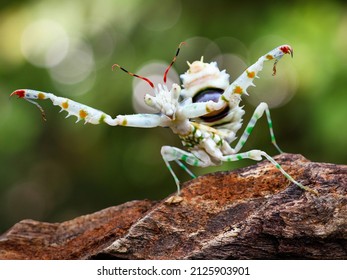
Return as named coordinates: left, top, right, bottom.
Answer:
left=11, top=43, right=317, bottom=201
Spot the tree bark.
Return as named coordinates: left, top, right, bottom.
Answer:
left=0, top=154, right=346, bottom=259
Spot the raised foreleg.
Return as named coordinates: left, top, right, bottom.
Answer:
left=10, top=89, right=167, bottom=128
left=222, top=45, right=293, bottom=100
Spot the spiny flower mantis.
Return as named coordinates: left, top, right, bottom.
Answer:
left=11, top=43, right=317, bottom=201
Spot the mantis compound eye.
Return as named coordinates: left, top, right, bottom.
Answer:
left=192, top=88, right=229, bottom=122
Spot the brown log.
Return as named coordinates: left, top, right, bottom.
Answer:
left=0, top=154, right=346, bottom=259
left=0, top=200, right=155, bottom=259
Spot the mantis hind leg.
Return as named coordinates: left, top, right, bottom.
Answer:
left=175, top=159, right=196, bottom=179
left=233, top=102, right=283, bottom=153
left=221, top=149, right=317, bottom=195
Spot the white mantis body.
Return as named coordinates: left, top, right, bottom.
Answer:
left=11, top=43, right=316, bottom=198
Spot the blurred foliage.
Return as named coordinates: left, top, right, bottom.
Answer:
left=0, top=0, right=346, bottom=232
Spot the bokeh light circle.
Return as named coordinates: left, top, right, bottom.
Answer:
left=21, top=19, right=69, bottom=68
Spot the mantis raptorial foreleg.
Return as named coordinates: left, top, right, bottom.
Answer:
left=221, top=45, right=293, bottom=101
left=10, top=89, right=169, bottom=128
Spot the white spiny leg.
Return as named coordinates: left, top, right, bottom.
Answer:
left=222, top=45, right=293, bottom=100
left=233, top=102, right=283, bottom=153
left=161, top=146, right=208, bottom=194
left=10, top=89, right=168, bottom=128
left=221, top=149, right=317, bottom=194
left=11, top=89, right=117, bottom=125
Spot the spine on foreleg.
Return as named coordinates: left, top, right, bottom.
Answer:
left=11, top=89, right=117, bottom=125
left=48, top=94, right=109, bottom=125
left=223, top=45, right=293, bottom=101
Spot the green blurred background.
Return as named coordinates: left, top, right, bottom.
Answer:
left=0, top=0, right=346, bottom=232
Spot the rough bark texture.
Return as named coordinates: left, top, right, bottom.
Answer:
left=0, top=154, right=346, bottom=260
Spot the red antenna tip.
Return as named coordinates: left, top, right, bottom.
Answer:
left=112, top=64, right=154, bottom=88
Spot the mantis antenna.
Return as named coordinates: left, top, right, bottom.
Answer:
left=112, top=64, right=155, bottom=88
left=163, top=41, right=185, bottom=83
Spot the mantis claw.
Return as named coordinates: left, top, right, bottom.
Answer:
left=26, top=99, right=47, bottom=121
left=10, top=89, right=47, bottom=121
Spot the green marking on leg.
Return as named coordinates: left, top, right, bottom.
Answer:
left=268, top=120, right=273, bottom=128
left=99, top=114, right=106, bottom=124
left=167, top=163, right=174, bottom=173
left=265, top=108, right=283, bottom=153
left=237, top=155, right=243, bottom=160
left=181, top=154, right=188, bottom=162
left=221, top=95, right=229, bottom=102
left=175, top=159, right=196, bottom=179
left=246, top=126, right=253, bottom=134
